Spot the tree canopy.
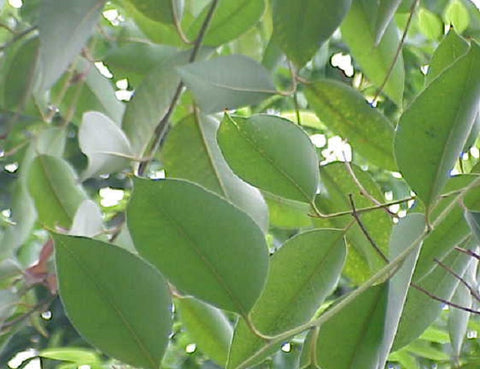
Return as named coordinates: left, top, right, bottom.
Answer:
left=1, top=0, right=480, bottom=369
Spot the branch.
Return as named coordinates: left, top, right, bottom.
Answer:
left=137, top=0, right=219, bottom=176
left=0, top=25, right=37, bottom=52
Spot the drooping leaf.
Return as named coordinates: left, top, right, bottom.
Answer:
left=27, top=155, right=87, bottom=229
left=306, top=79, right=396, bottom=170
left=79, top=112, right=133, bottom=180
left=271, top=0, right=352, bottom=66
left=217, top=113, right=319, bottom=203
left=228, top=230, right=346, bottom=369
left=126, top=0, right=181, bottom=24
left=69, top=200, right=104, bottom=237
left=177, top=55, right=276, bottom=114
left=340, top=0, right=405, bottom=105
left=374, top=0, right=402, bottom=44
left=426, top=29, right=469, bottom=85
left=376, top=214, right=425, bottom=369
left=395, top=43, right=480, bottom=209
left=127, top=178, right=268, bottom=315
left=314, top=284, right=388, bottom=369
left=162, top=113, right=269, bottom=232
left=176, top=296, right=233, bottom=366
left=313, top=162, right=392, bottom=284
left=187, top=0, right=265, bottom=46
left=393, top=239, right=475, bottom=350
left=54, top=234, right=172, bottom=369
left=38, top=0, right=106, bottom=89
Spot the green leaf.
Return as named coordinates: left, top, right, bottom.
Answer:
left=39, top=0, right=106, bottom=89
left=162, top=113, right=269, bottom=232
left=27, top=155, right=87, bottom=229
left=340, top=0, right=405, bottom=105
left=306, top=79, right=396, bottom=170
left=187, top=0, right=265, bottom=46
left=394, top=43, right=480, bottom=209
left=69, top=200, right=104, bottom=237
left=315, top=284, right=388, bottom=369
left=271, top=0, right=351, bottom=66
left=178, top=55, right=276, bottom=114
left=54, top=234, right=172, bottom=369
left=51, top=58, right=125, bottom=125
left=465, top=210, right=480, bottom=243
left=176, top=296, right=233, bottom=366
left=444, top=0, right=470, bottom=34
left=413, top=175, right=480, bottom=280
left=313, top=162, right=392, bottom=284
left=417, top=7, right=443, bottom=41
left=228, top=229, right=346, bottom=369
left=264, top=194, right=312, bottom=229
left=39, top=348, right=101, bottom=365
left=426, top=29, right=469, bottom=85
left=121, top=48, right=212, bottom=156
left=79, top=112, right=133, bottom=180
left=393, top=240, right=475, bottom=350
left=217, top=113, right=319, bottom=203
left=376, top=214, right=425, bottom=369
left=374, top=0, right=402, bottom=44
left=127, top=178, right=268, bottom=315
left=126, top=0, right=181, bottom=24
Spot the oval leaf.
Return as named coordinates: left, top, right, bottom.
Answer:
left=228, top=229, right=346, bottom=369
left=27, top=155, right=87, bottom=229
left=176, top=296, right=233, bottom=366
left=79, top=112, right=133, bottom=180
left=272, top=0, right=352, bottom=66
left=340, top=0, right=405, bottom=105
left=217, top=113, right=319, bottom=203
left=127, top=178, right=268, bottom=315
left=395, top=43, right=480, bottom=209
left=162, top=113, right=269, bottom=232
left=306, top=80, right=396, bottom=170
left=187, top=0, right=265, bottom=46
left=54, top=234, right=172, bottom=369
left=177, top=55, right=276, bottom=114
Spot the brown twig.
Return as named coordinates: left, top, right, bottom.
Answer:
left=137, top=0, right=219, bottom=176
left=434, top=257, right=480, bottom=301
left=0, top=25, right=37, bottom=52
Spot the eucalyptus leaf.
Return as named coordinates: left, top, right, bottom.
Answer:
left=127, top=178, right=268, bottom=315
left=217, top=113, right=319, bottom=203
left=54, top=234, right=172, bottom=369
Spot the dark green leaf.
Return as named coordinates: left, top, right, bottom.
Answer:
left=217, top=113, right=319, bottom=203
left=27, top=155, right=87, bottom=229
left=54, top=234, right=172, bottom=369
left=127, top=178, right=268, bottom=315
left=314, top=162, right=392, bottom=284
left=272, top=0, right=352, bottom=66
left=395, top=43, right=480, bottom=208
left=340, top=0, right=405, bottom=105
left=178, top=55, right=276, bottom=114
left=39, top=0, right=106, bottom=89
left=162, top=113, right=269, bottom=232
left=228, top=229, right=346, bottom=369
left=306, top=79, right=396, bottom=170
left=187, top=0, right=265, bottom=46
left=176, top=296, right=233, bottom=366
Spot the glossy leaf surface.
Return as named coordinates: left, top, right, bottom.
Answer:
left=54, top=234, right=172, bottom=369
left=217, top=114, right=319, bottom=203
left=127, top=178, right=268, bottom=314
